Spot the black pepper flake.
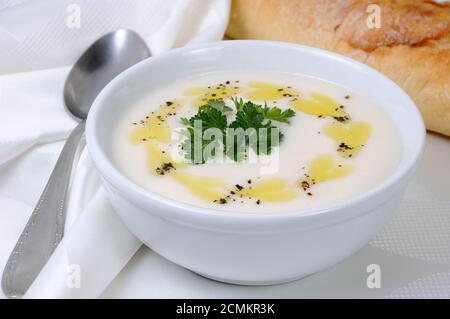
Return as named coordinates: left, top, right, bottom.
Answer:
left=218, top=198, right=227, bottom=204
left=307, top=192, right=313, bottom=196
left=256, top=200, right=261, bottom=205
left=155, top=162, right=176, bottom=175
left=166, top=101, right=173, bottom=106
left=338, top=142, right=353, bottom=150
left=235, top=184, right=243, bottom=191
left=225, top=81, right=230, bottom=84
left=333, top=114, right=351, bottom=122
left=247, top=179, right=252, bottom=184
left=301, top=180, right=310, bottom=191
left=345, top=95, right=350, bottom=99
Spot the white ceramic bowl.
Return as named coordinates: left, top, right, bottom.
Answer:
left=86, top=41, right=425, bottom=285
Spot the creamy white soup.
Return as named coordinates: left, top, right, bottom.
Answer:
left=112, top=72, right=401, bottom=213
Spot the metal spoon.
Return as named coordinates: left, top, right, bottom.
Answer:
left=2, top=29, right=151, bottom=298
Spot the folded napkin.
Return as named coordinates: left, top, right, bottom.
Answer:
left=0, top=0, right=230, bottom=299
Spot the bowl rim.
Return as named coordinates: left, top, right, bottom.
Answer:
left=85, top=40, right=425, bottom=223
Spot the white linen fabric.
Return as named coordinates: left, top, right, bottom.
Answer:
left=0, top=0, right=230, bottom=298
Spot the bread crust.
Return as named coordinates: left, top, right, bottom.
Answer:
left=226, top=0, right=450, bottom=136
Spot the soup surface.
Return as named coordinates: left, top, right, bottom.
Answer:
left=113, top=72, right=401, bottom=213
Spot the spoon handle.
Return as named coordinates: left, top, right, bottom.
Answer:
left=1, top=121, right=85, bottom=298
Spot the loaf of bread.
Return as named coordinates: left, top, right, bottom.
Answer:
left=226, top=0, right=450, bottom=136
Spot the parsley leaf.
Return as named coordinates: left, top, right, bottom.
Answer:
left=229, top=100, right=265, bottom=130
left=258, top=105, right=296, bottom=123
left=181, top=101, right=227, bottom=164
left=180, top=117, right=191, bottom=126
left=182, top=126, right=221, bottom=164
left=229, top=100, right=285, bottom=157
left=231, top=97, right=295, bottom=124
left=207, top=99, right=233, bottom=113
left=180, top=98, right=296, bottom=164
left=181, top=102, right=228, bottom=131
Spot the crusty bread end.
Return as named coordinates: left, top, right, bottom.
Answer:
left=226, top=0, right=450, bottom=136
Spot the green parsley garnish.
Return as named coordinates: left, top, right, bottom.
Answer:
left=231, top=97, right=296, bottom=124
left=181, top=98, right=295, bottom=164
left=180, top=101, right=228, bottom=164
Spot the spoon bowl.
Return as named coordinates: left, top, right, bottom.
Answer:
left=64, top=29, right=151, bottom=120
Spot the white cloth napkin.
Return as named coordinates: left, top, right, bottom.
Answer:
left=0, top=0, right=230, bottom=298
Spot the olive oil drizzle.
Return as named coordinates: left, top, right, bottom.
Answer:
left=130, top=100, right=182, bottom=144
left=323, top=121, right=371, bottom=158
left=183, top=81, right=241, bottom=107
left=291, top=92, right=351, bottom=122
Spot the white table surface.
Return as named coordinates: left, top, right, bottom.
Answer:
left=100, top=133, right=450, bottom=299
